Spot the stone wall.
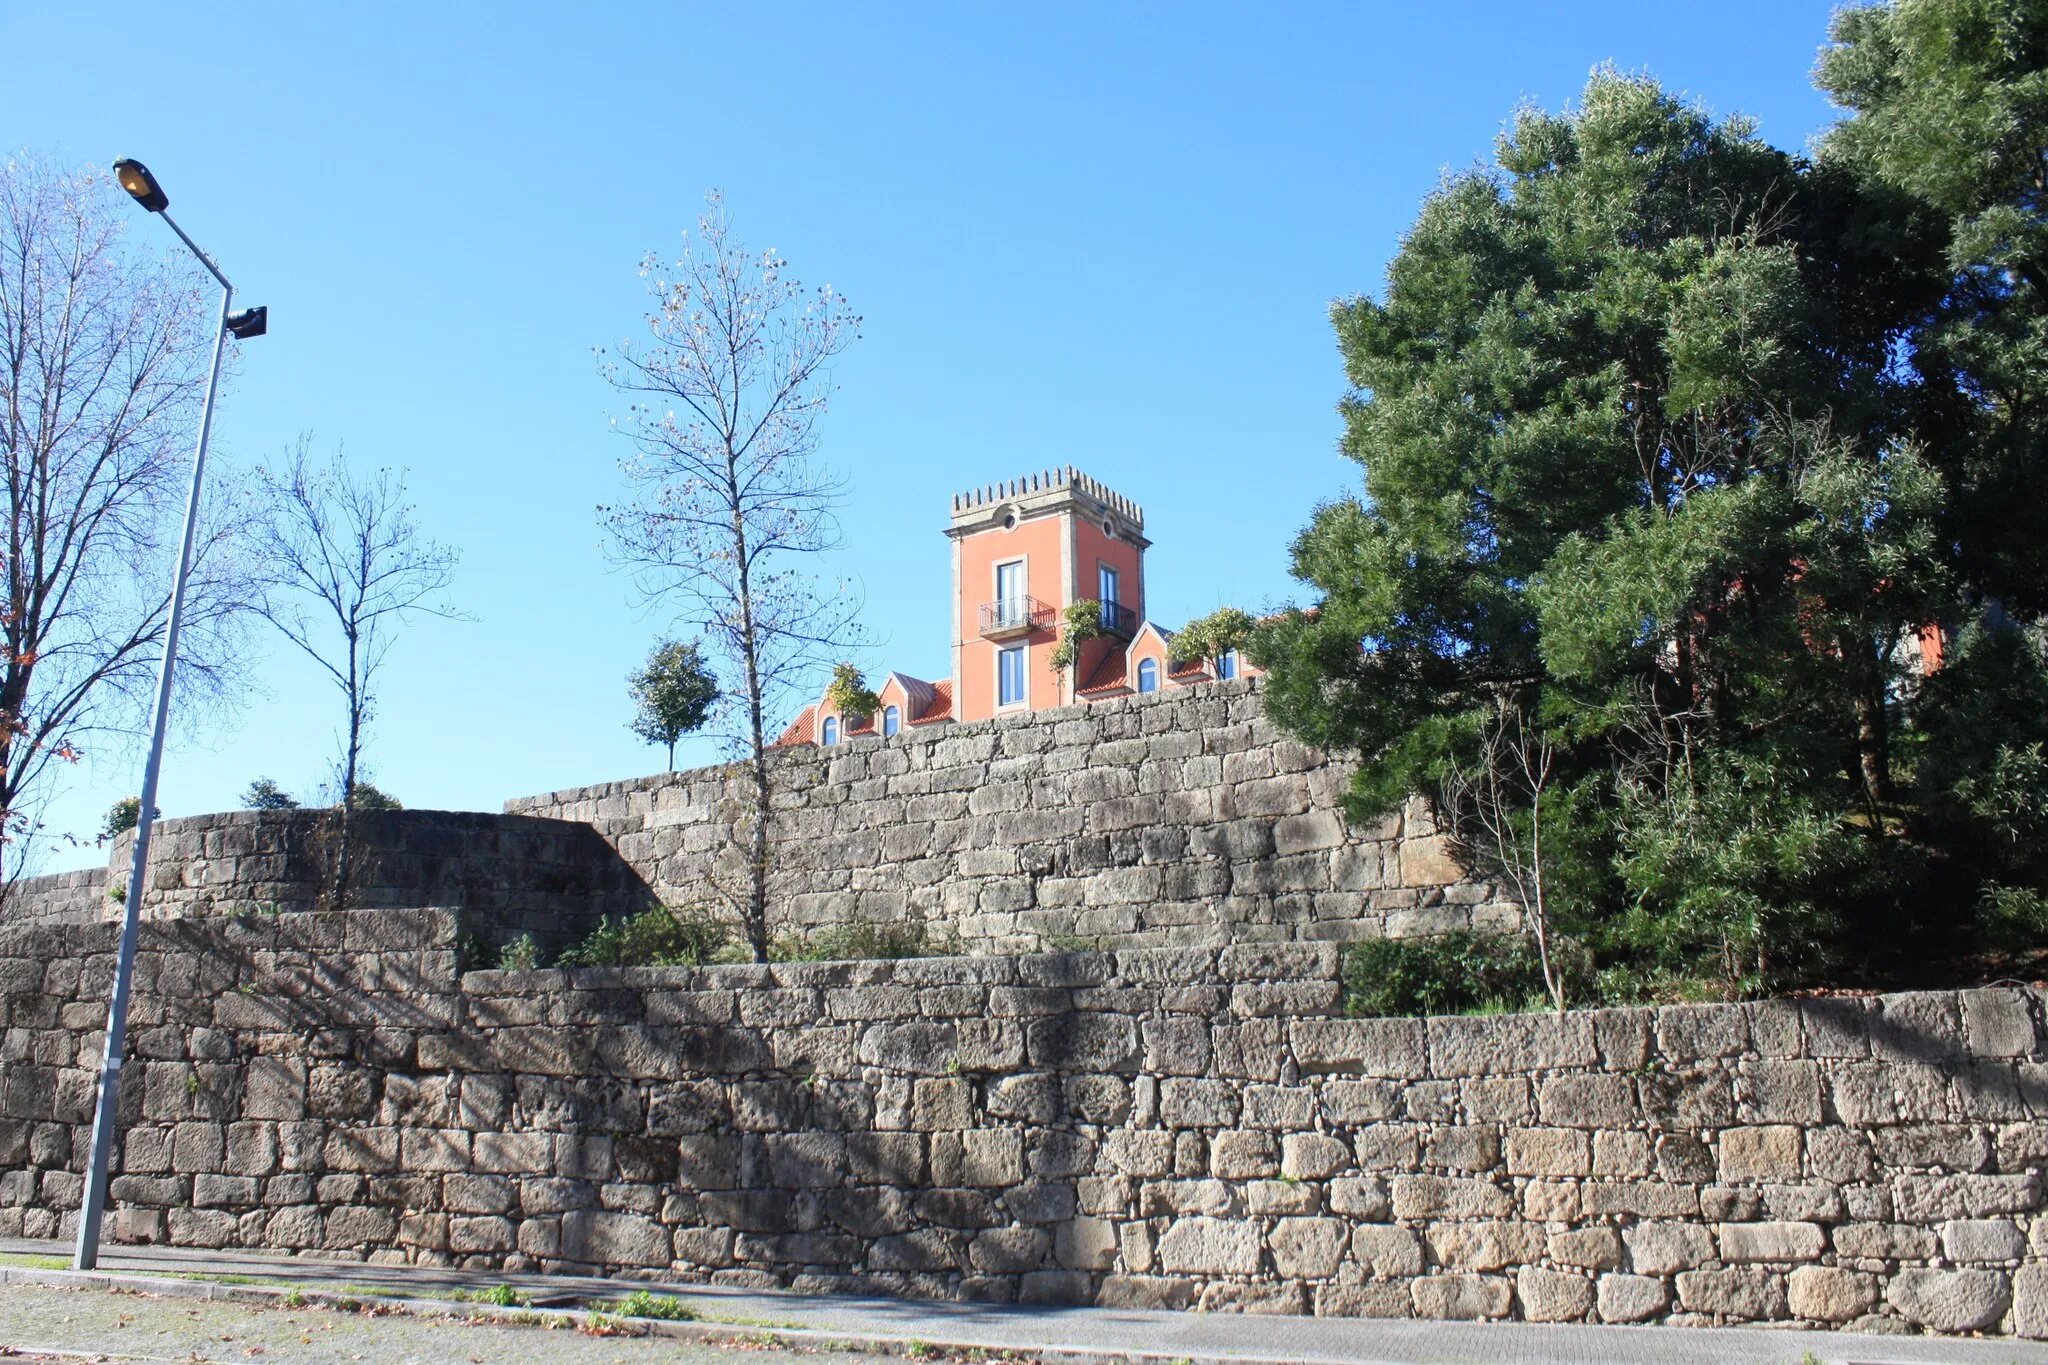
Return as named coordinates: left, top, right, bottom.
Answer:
left=507, top=678, right=1515, bottom=953
left=0, top=810, right=651, bottom=959
left=0, top=865, right=108, bottom=925
left=8, top=908, right=2048, bottom=1336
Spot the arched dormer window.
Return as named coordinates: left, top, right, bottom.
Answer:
left=883, top=704, right=901, bottom=737
left=821, top=715, right=839, bottom=745
left=1137, top=658, right=1159, bottom=693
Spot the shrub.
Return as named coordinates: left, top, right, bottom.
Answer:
left=1341, top=932, right=1588, bottom=1017
left=100, top=796, right=141, bottom=841
left=556, top=905, right=732, bottom=968
left=243, top=778, right=299, bottom=810
left=771, top=920, right=952, bottom=962
left=496, top=933, right=543, bottom=971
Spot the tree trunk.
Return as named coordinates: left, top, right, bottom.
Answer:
left=1854, top=688, right=1893, bottom=814
left=336, top=631, right=361, bottom=905
left=727, top=447, right=772, bottom=965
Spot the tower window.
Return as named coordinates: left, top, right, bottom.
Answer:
left=883, top=704, right=901, bottom=737
left=821, top=715, right=839, bottom=745
left=998, top=646, right=1026, bottom=707
left=1137, top=658, right=1158, bottom=693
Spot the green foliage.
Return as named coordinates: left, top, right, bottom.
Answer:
left=243, top=778, right=298, bottom=810
left=1261, top=64, right=2048, bottom=997
left=100, top=796, right=140, bottom=840
left=824, top=662, right=881, bottom=722
left=496, top=933, right=543, bottom=971
left=614, top=1289, right=697, bottom=1321
left=1171, top=606, right=1255, bottom=666
left=1819, top=0, right=2048, bottom=615
left=1048, top=600, right=1104, bottom=672
left=342, top=782, right=401, bottom=811
left=629, top=640, right=718, bottom=768
left=1342, top=933, right=1587, bottom=1017
left=556, top=905, right=733, bottom=968
left=770, top=920, right=952, bottom=962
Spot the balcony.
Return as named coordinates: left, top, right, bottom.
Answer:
left=980, top=595, right=1056, bottom=640
left=1095, top=600, right=1138, bottom=639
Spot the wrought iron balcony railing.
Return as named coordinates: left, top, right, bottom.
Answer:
left=980, top=595, right=1055, bottom=640
left=1095, top=600, right=1137, bottom=639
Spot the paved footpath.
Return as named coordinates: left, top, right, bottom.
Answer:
left=6, top=1239, right=2048, bottom=1365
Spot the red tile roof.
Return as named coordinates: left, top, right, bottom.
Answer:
left=1078, top=650, right=1130, bottom=696
left=912, top=678, right=953, bottom=724
left=775, top=705, right=817, bottom=747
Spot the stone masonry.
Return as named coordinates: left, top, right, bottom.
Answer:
left=506, top=677, right=1516, bottom=952
left=8, top=908, right=2048, bottom=1336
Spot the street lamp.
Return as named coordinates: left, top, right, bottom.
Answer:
left=74, top=159, right=267, bottom=1271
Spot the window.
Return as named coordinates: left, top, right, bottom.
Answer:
left=1216, top=650, right=1238, bottom=680
left=1098, top=565, right=1119, bottom=628
left=995, top=559, right=1024, bottom=629
left=821, top=715, right=838, bottom=745
left=998, top=645, right=1026, bottom=707
left=1137, top=658, right=1158, bottom=693
left=883, top=704, right=901, bottom=737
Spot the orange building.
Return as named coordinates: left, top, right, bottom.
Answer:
left=779, top=468, right=1255, bottom=745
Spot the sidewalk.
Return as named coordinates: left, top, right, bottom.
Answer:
left=5, top=1237, right=2046, bottom=1365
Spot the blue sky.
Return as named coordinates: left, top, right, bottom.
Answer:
left=7, top=1, right=1842, bottom=873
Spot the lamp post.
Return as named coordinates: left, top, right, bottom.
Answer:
left=73, top=160, right=265, bottom=1270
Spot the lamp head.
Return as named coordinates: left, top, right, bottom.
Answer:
left=112, top=159, right=169, bottom=213
left=226, top=306, right=267, bottom=340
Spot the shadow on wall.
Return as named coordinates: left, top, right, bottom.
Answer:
left=1, top=809, right=656, bottom=963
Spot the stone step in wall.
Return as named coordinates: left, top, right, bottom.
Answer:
left=507, top=678, right=1517, bottom=953
left=5, top=911, right=2048, bottom=1336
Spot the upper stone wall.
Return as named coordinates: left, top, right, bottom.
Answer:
left=507, top=678, right=1514, bottom=952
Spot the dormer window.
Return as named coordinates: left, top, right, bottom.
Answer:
left=1137, top=658, right=1158, bottom=693
left=821, top=715, right=839, bottom=745
left=883, top=704, right=901, bottom=737
left=1217, top=650, right=1238, bottom=681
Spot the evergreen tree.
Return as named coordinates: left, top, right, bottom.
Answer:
left=1258, top=70, right=1973, bottom=996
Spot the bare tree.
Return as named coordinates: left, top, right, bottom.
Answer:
left=601, top=193, right=864, bottom=962
left=1441, top=693, right=1568, bottom=1013
left=252, top=439, right=463, bottom=899
left=0, top=154, right=254, bottom=881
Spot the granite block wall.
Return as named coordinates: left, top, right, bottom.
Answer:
left=0, top=866, right=108, bottom=925
left=506, top=678, right=1517, bottom=952
left=0, top=810, right=652, bottom=958
left=7, top=909, right=2048, bottom=1336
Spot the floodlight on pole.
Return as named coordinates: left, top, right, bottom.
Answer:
left=112, top=159, right=168, bottom=212
left=73, top=159, right=265, bottom=1272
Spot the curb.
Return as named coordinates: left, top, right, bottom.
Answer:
left=0, top=1265, right=1319, bottom=1365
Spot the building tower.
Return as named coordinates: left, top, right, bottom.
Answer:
left=946, top=469, right=1149, bottom=723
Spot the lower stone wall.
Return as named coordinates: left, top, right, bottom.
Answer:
left=5, top=912, right=2048, bottom=1336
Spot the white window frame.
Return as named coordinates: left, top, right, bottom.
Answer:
left=821, top=715, right=838, bottom=745
left=1137, top=657, right=1158, bottom=693
left=882, top=704, right=901, bottom=737
left=994, top=557, right=1026, bottom=621
left=1217, top=649, right=1238, bottom=681
left=997, top=644, right=1028, bottom=710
